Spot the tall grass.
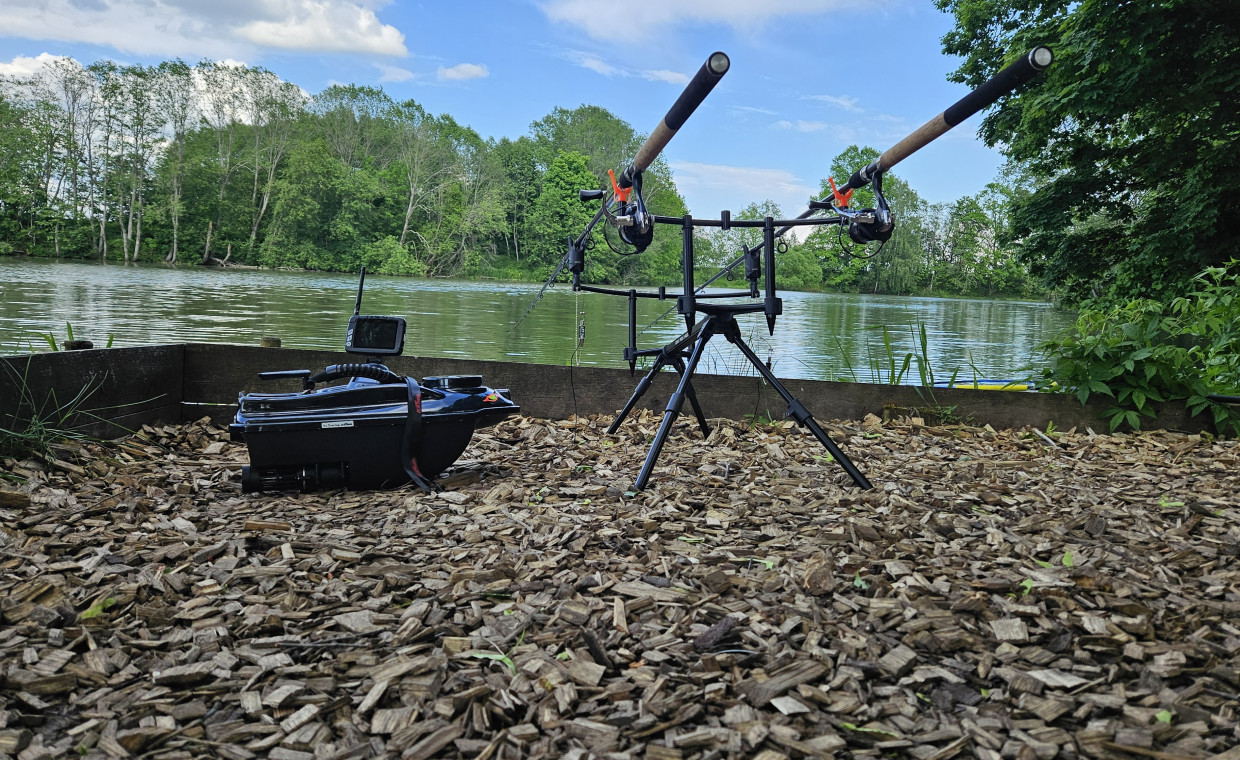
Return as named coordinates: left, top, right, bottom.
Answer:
left=0, top=359, right=109, bottom=462
left=837, top=323, right=957, bottom=387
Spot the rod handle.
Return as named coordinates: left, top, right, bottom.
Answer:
left=840, top=46, right=1053, bottom=192
left=618, top=51, right=730, bottom=188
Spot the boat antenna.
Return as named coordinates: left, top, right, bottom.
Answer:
left=354, top=266, right=366, bottom=316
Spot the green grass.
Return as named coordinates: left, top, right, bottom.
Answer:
left=0, top=358, right=123, bottom=467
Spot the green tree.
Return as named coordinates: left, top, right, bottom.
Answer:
left=936, top=0, right=1240, bottom=304
left=0, top=92, right=41, bottom=253
left=153, top=60, right=196, bottom=263
left=242, top=68, right=305, bottom=256
left=526, top=150, right=596, bottom=270
left=493, top=136, right=540, bottom=264
left=529, top=105, right=639, bottom=180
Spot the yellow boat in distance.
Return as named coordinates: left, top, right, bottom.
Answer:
left=934, top=379, right=1033, bottom=392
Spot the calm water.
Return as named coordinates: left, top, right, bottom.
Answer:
left=0, top=257, right=1074, bottom=381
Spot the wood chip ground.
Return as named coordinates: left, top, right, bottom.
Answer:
left=2, top=411, right=1238, bottom=759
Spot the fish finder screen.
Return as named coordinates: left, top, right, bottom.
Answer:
left=346, top=316, right=405, bottom=355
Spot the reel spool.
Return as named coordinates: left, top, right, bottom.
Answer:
left=847, top=211, right=894, bottom=244
left=617, top=201, right=654, bottom=252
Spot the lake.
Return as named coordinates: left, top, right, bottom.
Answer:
left=0, top=257, right=1074, bottom=382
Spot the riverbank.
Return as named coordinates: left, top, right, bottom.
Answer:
left=0, top=252, right=1052, bottom=303
left=1, top=413, right=1236, bottom=758
left=1, top=344, right=1212, bottom=448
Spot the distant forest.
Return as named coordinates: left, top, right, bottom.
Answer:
left=0, top=58, right=1037, bottom=297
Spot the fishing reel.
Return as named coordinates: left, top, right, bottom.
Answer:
left=814, top=171, right=895, bottom=247
left=844, top=207, right=894, bottom=244
left=608, top=168, right=654, bottom=253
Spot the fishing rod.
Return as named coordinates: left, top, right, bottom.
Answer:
left=512, top=51, right=730, bottom=329
left=644, top=45, right=1055, bottom=328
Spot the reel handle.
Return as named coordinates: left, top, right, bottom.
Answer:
left=617, top=51, right=730, bottom=189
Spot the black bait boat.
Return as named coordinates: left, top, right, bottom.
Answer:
left=229, top=269, right=519, bottom=493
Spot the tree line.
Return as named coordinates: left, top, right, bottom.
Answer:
left=0, top=57, right=1038, bottom=297
left=935, top=0, right=1238, bottom=306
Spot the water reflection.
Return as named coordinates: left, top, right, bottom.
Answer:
left=0, top=257, right=1074, bottom=381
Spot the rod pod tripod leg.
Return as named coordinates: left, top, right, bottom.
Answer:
left=607, top=321, right=711, bottom=437
left=721, top=320, right=872, bottom=490
left=613, top=310, right=873, bottom=491
left=634, top=317, right=715, bottom=490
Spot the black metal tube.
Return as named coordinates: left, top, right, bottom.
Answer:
left=627, top=289, right=638, bottom=375
left=726, top=334, right=871, bottom=490
left=651, top=213, right=840, bottom=228
left=680, top=215, right=695, bottom=330
left=635, top=323, right=713, bottom=490
left=763, top=216, right=780, bottom=335
left=618, top=52, right=730, bottom=189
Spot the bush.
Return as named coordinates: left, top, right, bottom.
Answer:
left=363, top=237, right=426, bottom=277
left=775, top=248, right=824, bottom=291
left=1038, top=261, right=1240, bottom=434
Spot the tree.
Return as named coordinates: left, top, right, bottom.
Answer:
left=0, top=92, right=41, bottom=253
left=154, top=60, right=195, bottom=262
left=243, top=68, right=304, bottom=255
left=936, top=0, right=1240, bottom=304
left=529, top=105, right=639, bottom=180
left=313, top=84, right=392, bottom=171
left=110, top=64, right=161, bottom=262
left=528, top=104, right=684, bottom=274
left=196, top=60, right=246, bottom=264
left=526, top=150, right=596, bottom=269
left=493, top=136, right=539, bottom=261
left=43, top=57, right=96, bottom=253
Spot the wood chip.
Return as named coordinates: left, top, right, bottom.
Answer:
left=2, top=413, right=1236, bottom=759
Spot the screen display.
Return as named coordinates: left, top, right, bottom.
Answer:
left=346, top=316, right=405, bottom=355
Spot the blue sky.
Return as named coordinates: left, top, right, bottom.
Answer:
left=0, top=0, right=1008, bottom=218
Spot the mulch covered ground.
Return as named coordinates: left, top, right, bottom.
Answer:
left=1, top=412, right=1238, bottom=760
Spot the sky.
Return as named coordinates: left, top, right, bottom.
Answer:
left=0, top=0, right=1010, bottom=219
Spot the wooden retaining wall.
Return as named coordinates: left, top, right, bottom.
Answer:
left=1, top=343, right=1209, bottom=439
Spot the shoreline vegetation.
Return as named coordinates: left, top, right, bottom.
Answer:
left=2, top=59, right=1041, bottom=302
left=0, top=251, right=1059, bottom=305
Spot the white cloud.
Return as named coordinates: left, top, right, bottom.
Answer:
left=774, top=119, right=829, bottom=133
left=376, top=63, right=415, bottom=82
left=541, top=0, right=872, bottom=43
left=559, top=49, right=689, bottom=86
left=807, top=94, right=861, bottom=112
left=0, top=0, right=407, bottom=59
left=562, top=51, right=621, bottom=77
left=670, top=160, right=819, bottom=223
left=437, top=63, right=488, bottom=81
left=642, top=69, right=689, bottom=85
left=730, top=105, right=778, bottom=117
left=0, top=53, right=71, bottom=78
left=238, top=1, right=407, bottom=56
